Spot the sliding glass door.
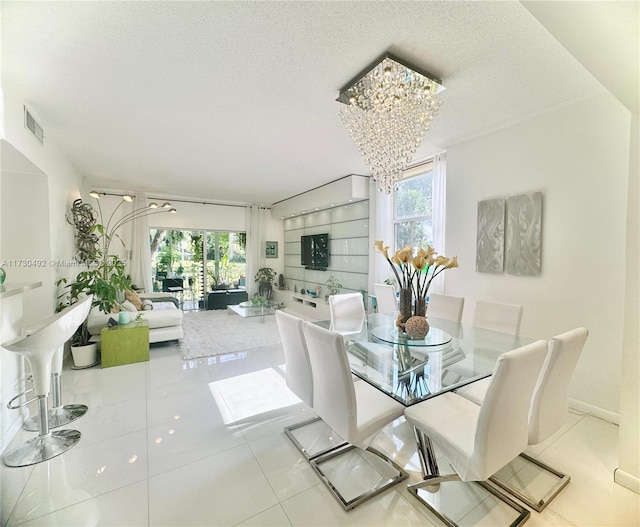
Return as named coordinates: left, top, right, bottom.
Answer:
left=150, top=229, right=246, bottom=310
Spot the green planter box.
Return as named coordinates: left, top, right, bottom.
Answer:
left=101, top=320, right=149, bottom=368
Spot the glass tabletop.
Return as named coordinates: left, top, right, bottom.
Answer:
left=323, top=313, right=536, bottom=407
left=370, top=325, right=452, bottom=348
left=229, top=301, right=275, bottom=319
left=238, top=300, right=274, bottom=308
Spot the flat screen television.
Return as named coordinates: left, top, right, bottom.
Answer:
left=301, top=233, right=329, bottom=270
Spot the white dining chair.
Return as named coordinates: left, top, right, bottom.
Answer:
left=302, top=321, right=408, bottom=510
left=456, top=327, right=589, bottom=511
left=427, top=293, right=464, bottom=323
left=473, top=299, right=523, bottom=335
left=328, top=292, right=365, bottom=335
left=373, top=283, right=398, bottom=314
left=2, top=296, right=93, bottom=467
left=404, top=339, right=548, bottom=527
left=275, top=310, right=347, bottom=459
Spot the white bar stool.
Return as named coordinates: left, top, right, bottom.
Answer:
left=23, top=345, right=88, bottom=431
left=2, top=296, right=92, bottom=467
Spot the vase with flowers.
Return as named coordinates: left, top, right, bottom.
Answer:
left=374, top=240, right=458, bottom=334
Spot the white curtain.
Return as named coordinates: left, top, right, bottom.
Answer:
left=245, top=205, right=268, bottom=297
left=430, top=152, right=447, bottom=294
left=129, top=192, right=152, bottom=293
left=372, top=153, right=447, bottom=294
left=373, top=180, right=395, bottom=286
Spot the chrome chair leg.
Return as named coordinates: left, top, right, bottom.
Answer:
left=283, top=417, right=347, bottom=460
left=490, top=452, right=571, bottom=512
left=310, top=444, right=408, bottom=511
left=408, top=428, right=530, bottom=527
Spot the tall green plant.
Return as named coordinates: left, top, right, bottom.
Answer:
left=58, top=200, right=134, bottom=343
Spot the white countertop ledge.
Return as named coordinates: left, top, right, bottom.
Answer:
left=0, top=282, right=43, bottom=300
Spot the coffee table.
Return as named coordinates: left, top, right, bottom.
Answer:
left=227, top=300, right=275, bottom=323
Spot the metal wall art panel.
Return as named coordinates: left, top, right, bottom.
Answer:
left=505, top=192, right=542, bottom=276
left=476, top=197, right=505, bottom=273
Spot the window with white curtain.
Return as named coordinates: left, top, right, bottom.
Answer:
left=372, top=153, right=445, bottom=289
left=393, top=160, right=435, bottom=250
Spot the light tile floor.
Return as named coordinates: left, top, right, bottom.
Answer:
left=1, top=340, right=639, bottom=527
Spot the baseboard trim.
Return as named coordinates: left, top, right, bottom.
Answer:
left=614, top=468, right=640, bottom=494
left=569, top=399, right=619, bottom=425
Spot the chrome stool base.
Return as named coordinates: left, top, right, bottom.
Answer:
left=23, top=404, right=88, bottom=432
left=2, top=430, right=81, bottom=467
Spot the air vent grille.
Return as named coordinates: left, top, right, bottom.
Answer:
left=24, top=106, right=44, bottom=144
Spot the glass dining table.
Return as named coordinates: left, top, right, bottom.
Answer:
left=317, top=313, right=536, bottom=407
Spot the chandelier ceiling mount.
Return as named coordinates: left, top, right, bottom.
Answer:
left=337, top=52, right=445, bottom=193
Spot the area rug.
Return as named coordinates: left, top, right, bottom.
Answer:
left=179, top=310, right=282, bottom=359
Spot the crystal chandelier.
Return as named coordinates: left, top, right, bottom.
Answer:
left=338, top=52, right=445, bottom=193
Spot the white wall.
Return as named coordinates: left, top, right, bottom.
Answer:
left=617, top=112, right=639, bottom=490
left=445, top=93, right=630, bottom=416
left=2, top=84, right=85, bottom=304
left=1, top=84, right=85, bottom=454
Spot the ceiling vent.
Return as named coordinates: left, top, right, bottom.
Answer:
left=24, top=106, right=44, bottom=144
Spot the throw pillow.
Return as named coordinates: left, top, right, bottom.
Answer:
left=122, top=300, right=138, bottom=312
left=125, top=289, right=143, bottom=310
left=142, top=299, right=154, bottom=311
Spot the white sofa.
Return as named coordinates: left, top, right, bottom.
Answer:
left=87, top=302, right=184, bottom=344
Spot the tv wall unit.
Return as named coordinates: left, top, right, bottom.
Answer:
left=283, top=200, right=370, bottom=300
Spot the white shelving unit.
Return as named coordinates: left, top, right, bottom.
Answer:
left=272, top=290, right=330, bottom=321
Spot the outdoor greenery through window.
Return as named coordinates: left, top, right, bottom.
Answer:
left=150, top=229, right=246, bottom=309
left=394, top=167, right=433, bottom=251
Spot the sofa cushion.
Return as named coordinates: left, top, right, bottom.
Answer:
left=87, top=303, right=183, bottom=335
left=125, top=289, right=143, bottom=310
left=122, top=300, right=139, bottom=312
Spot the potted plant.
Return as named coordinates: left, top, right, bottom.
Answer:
left=325, top=275, right=342, bottom=299
left=59, top=199, right=133, bottom=366
left=255, top=267, right=276, bottom=300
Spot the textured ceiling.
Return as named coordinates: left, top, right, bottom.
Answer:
left=2, top=1, right=609, bottom=204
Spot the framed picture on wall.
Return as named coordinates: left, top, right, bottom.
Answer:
left=265, top=241, right=278, bottom=258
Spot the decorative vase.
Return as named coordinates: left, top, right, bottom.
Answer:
left=414, top=296, right=426, bottom=317
left=405, top=316, right=430, bottom=340
left=118, top=311, right=130, bottom=325
left=398, top=288, right=413, bottom=329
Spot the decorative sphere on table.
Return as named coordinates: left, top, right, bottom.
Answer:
left=405, top=316, right=430, bottom=339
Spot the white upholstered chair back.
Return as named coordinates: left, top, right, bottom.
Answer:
left=473, top=299, right=523, bottom=336
left=528, top=328, right=588, bottom=445
left=275, top=311, right=313, bottom=407
left=302, top=321, right=357, bottom=442
left=373, top=283, right=397, bottom=314
left=427, top=293, right=465, bottom=323
left=470, top=340, right=547, bottom=481
left=328, top=293, right=365, bottom=335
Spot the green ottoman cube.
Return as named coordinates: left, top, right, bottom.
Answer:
left=101, top=320, right=149, bottom=368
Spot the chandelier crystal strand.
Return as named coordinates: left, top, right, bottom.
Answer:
left=339, top=56, right=443, bottom=193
